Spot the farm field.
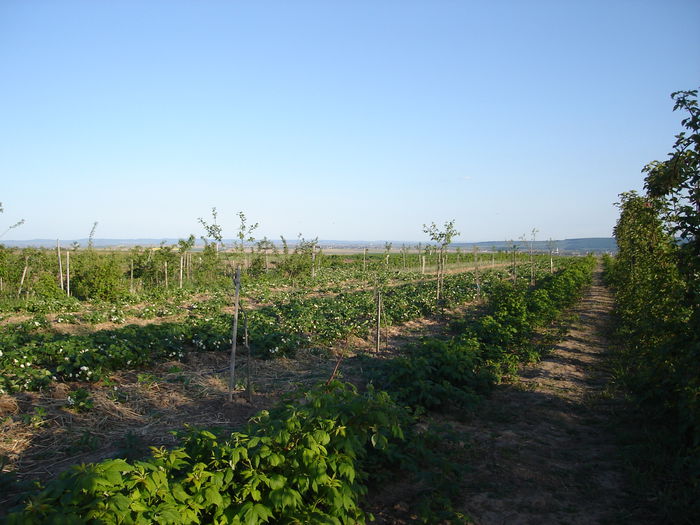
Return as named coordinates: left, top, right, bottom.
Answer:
left=4, top=2, right=700, bottom=522
left=0, top=247, right=597, bottom=522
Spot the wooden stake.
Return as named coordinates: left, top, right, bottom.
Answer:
left=474, top=247, right=481, bottom=298
left=164, top=261, right=168, bottom=288
left=66, top=251, right=70, bottom=296
left=375, top=289, right=381, bottom=352
left=311, top=248, right=316, bottom=278
left=228, top=266, right=241, bottom=402
left=179, top=255, right=184, bottom=289
left=57, top=240, right=64, bottom=291
left=17, top=257, right=28, bottom=299
left=244, top=309, right=252, bottom=403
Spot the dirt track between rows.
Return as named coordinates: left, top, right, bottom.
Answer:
left=456, top=268, right=630, bottom=524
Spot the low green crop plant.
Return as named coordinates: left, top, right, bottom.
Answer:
left=374, top=336, right=492, bottom=413
left=5, top=381, right=408, bottom=524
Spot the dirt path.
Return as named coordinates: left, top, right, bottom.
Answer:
left=457, top=268, right=629, bottom=524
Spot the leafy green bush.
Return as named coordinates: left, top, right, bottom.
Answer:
left=5, top=381, right=407, bottom=524
left=376, top=336, right=492, bottom=412
left=71, top=252, right=128, bottom=302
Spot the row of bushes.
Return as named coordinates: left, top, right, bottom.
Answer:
left=604, top=195, right=699, bottom=523
left=373, top=257, right=596, bottom=412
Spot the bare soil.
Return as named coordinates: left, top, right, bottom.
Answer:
left=453, top=268, right=630, bottom=524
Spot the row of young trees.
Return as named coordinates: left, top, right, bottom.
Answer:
left=606, top=89, right=699, bottom=522
left=2, top=197, right=553, bottom=306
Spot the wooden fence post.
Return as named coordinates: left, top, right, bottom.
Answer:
left=228, top=266, right=241, bottom=402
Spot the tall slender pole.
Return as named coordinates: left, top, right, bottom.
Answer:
left=228, top=266, right=241, bottom=402
left=244, top=310, right=252, bottom=403
left=57, top=240, right=64, bottom=291
left=66, top=251, right=71, bottom=296
left=311, top=247, right=316, bottom=278
left=17, top=257, right=28, bottom=299
left=375, top=289, right=381, bottom=352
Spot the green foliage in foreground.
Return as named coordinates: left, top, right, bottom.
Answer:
left=604, top=89, right=700, bottom=524
left=5, top=381, right=407, bottom=525
left=605, top=193, right=699, bottom=523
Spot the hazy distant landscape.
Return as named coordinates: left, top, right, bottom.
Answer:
left=2, top=237, right=618, bottom=253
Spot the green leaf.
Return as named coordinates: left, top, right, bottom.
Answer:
left=267, top=474, right=286, bottom=490
left=205, top=486, right=224, bottom=508
left=130, top=501, right=149, bottom=512
left=171, top=484, right=189, bottom=503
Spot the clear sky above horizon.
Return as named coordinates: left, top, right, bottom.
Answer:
left=1, top=0, right=699, bottom=243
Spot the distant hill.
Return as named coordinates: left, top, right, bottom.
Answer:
left=2, top=237, right=617, bottom=253
left=451, top=238, right=617, bottom=254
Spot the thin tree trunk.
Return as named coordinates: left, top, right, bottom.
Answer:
left=164, top=261, right=168, bottom=288
left=17, top=257, right=28, bottom=299
left=66, top=251, right=71, bottom=296
left=421, top=255, right=426, bottom=275
left=474, top=248, right=481, bottom=298
left=244, top=309, right=252, bottom=403
left=228, top=267, right=241, bottom=402
left=130, top=259, right=134, bottom=294
left=435, top=251, right=441, bottom=302
left=57, top=240, right=64, bottom=291
left=375, top=289, right=381, bottom=352
left=550, top=250, right=554, bottom=274
left=179, top=255, right=184, bottom=289
left=383, top=300, right=389, bottom=351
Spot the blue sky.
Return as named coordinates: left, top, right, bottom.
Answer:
left=1, top=0, right=698, bottom=242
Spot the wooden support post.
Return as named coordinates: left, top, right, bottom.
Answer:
left=228, top=266, right=241, bottom=402
left=66, top=251, right=71, bottom=296
left=244, top=310, right=252, bottom=403
left=17, top=257, right=28, bottom=299
left=375, top=289, right=381, bottom=352
left=179, top=255, right=184, bottom=289
left=57, top=240, right=64, bottom=291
